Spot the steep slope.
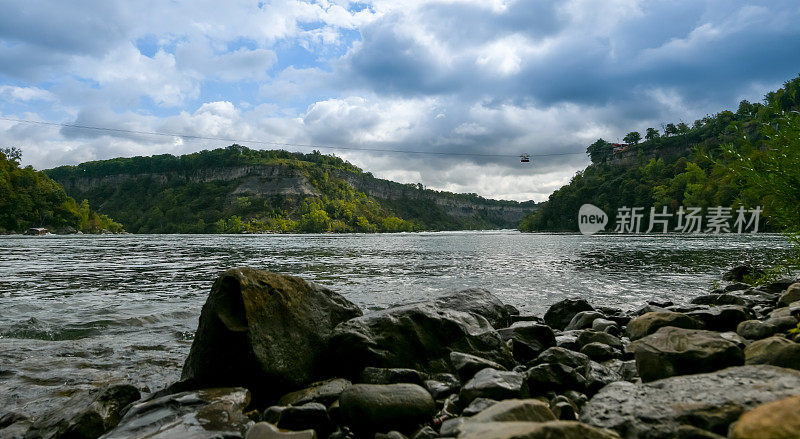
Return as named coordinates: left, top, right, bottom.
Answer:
left=47, top=146, right=537, bottom=233
left=521, top=74, right=800, bottom=233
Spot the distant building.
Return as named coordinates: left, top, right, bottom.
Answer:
left=612, top=143, right=631, bottom=154
left=25, top=227, right=49, bottom=236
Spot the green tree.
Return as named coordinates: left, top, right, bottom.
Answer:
left=644, top=128, right=660, bottom=141
left=586, top=138, right=611, bottom=163
left=623, top=131, right=642, bottom=145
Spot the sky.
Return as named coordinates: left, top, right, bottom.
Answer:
left=1, top=0, right=799, bottom=201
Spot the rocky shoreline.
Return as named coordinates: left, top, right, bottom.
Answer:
left=3, top=266, right=800, bottom=438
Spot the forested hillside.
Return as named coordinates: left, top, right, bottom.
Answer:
left=521, top=74, right=800, bottom=233
left=47, top=147, right=536, bottom=233
left=0, top=148, right=122, bottom=234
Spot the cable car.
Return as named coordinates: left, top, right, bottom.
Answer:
left=520, top=154, right=531, bottom=163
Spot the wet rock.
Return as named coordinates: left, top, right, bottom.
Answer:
left=359, top=368, right=427, bottom=386
left=575, top=330, right=623, bottom=350
left=450, top=352, right=506, bottom=381
left=510, top=315, right=543, bottom=325
left=245, top=422, right=316, bottom=439
left=581, top=365, right=800, bottom=438
left=433, top=288, right=512, bottom=329
left=603, top=359, right=637, bottom=382
left=181, top=268, right=362, bottom=400
left=544, top=298, right=594, bottom=330
left=25, top=384, right=140, bottom=439
left=411, top=426, right=438, bottom=439
left=439, top=417, right=467, bottom=437
left=526, top=363, right=586, bottom=395
left=555, top=334, right=579, bottom=351
left=459, top=369, right=529, bottom=404
left=276, top=403, right=331, bottom=436
left=690, top=294, right=749, bottom=307
left=338, top=384, right=435, bottom=435
left=424, top=373, right=461, bottom=400
left=765, top=315, right=799, bottom=331
left=455, top=421, right=621, bottom=439
left=626, top=311, right=700, bottom=341
left=591, top=318, right=618, bottom=333
left=497, top=322, right=557, bottom=363
left=744, top=336, right=800, bottom=370
left=686, top=305, right=751, bottom=332
left=736, top=319, right=778, bottom=340
left=328, top=302, right=513, bottom=377
left=461, top=398, right=498, bottom=416
left=583, top=361, right=622, bottom=396
left=101, top=387, right=250, bottom=439
left=729, top=394, right=800, bottom=439
left=534, top=347, right=590, bottom=370
left=0, top=412, right=32, bottom=439
left=279, top=378, right=351, bottom=406
left=375, top=431, right=408, bottom=439
left=630, top=327, right=744, bottom=382
left=761, top=278, right=799, bottom=295
left=722, top=265, right=764, bottom=282
left=778, top=283, right=800, bottom=307
left=565, top=311, right=605, bottom=331
left=468, top=399, right=556, bottom=423
left=580, top=343, right=617, bottom=362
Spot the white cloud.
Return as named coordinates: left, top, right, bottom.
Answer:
left=0, top=86, right=55, bottom=102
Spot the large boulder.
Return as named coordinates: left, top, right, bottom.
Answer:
left=24, top=385, right=140, bottom=439
left=581, top=365, right=800, bottom=438
left=626, top=311, right=699, bottom=341
left=736, top=319, right=778, bottom=340
left=456, top=421, right=621, bottom=439
left=686, top=305, right=751, bottom=332
left=181, top=268, right=362, bottom=400
left=565, top=311, right=605, bottom=331
left=338, top=384, right=435, bottom=435
left=496, top=322, right=556, bottom=363
left=744, top=336, right=800, bottom=370
left=450, top=352, right=506, bottom=381
left=101, top=388, right=250, bottom=439
left=730, top=395, right=800, bottom=439
left=630, top=327, right=744, bottom=382
left=328, top=303, right=513, bottom=377
left=433, top=288, right=511, bottom=328
left=544, top=298, right=594, bottom=330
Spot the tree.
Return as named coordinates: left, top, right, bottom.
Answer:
left=623, top=131, right=641, bottom=145
left=586, top=138, right=611, bottom=163
left=664, top=123, right=678, bottom=137
left=0, top=147, right=22, bottom=162
left=676, top=122, right=690, bottom=135
left=645, top=128, right=660, bottom=141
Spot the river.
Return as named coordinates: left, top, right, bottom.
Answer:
left=0, top=231, right=793, bottom=416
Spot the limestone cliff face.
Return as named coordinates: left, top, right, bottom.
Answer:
left=54, top=163, right=536, bottom=228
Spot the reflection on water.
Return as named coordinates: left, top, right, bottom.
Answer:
left=0, top=231, right=792, bottom=416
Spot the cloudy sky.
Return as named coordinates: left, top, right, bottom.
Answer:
left=1, top=0, right=798, bottom=201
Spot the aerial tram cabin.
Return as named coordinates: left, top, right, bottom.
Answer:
left=520, top=154, right=531, bottom=163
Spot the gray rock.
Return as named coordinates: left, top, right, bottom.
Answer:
left=581, top=365, right=800, bottom=438
left=583, top=361, right=623, bottom=395
left=181, top=268, right=362, bottom=400
left=565, top=311, right=605, bottom=331
left=279, top=378, right=351, bottom=406
left=690, top=294, right=749, bottom=307
left=25, top=384, right=140, bottom=439
left=580, top=343, right=617, bottom=362
left=468, top=399, right=556, bottom=423
left=722, top=265, right=763, bottom=282
left=424, top=373, right=461, bottom=400
left=555, top=334, right=579, bottom=351
left=686, top=305, right=751, bottom=332
left=496, top=322, right=556, bottom=364
left=328, top=302, right=513, bottom=377
left=411, top=426, right=438, bottom=439
left=439, top=417, right=466, bottom=437
left=375, top=431, right=408, bottom=439
left=460, top=369, right=529, bottom=404
left=765, top=315, right=799, bottom=331
left=526, top=363, right=586, bottom=395
left=736, top=319, right=778, bottom=340
left=359, top=368, right=427, bottom=386
left=544, top=298, right=594, bottom=330
left=626, top=311, right=700, bottom=341
left=338, top=384, right=435, bottom=435
left=461, top=398, right=498, bottom=416
left=276, top=403, right=331, bottom=436
left=575, top=330, right=623, bottom=350
left=101, top=387, right=250, bottom=439
left=0, top=413, right=32, bottom=439
left=534, top=347, right=590, bottom=370
left=778, top=283, right=800, bottom=307
left=245, top=422, right=316, bottom=439
left=744, top=336, right=800, bottom=370
left=631, top=327, right=744, bottom=382
left=434, top=288, right=512, bottom=329
left=456, top=421, right=621, bottom=439
left=591, top=318, right=618, bottom=333
left=450, top=352, right=506, bottom=382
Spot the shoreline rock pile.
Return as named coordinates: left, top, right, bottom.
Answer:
left=4, top=266, right=800, bottom=438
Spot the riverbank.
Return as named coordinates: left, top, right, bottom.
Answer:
left=4, top=264, right=800, bottom=438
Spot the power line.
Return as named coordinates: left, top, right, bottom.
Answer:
left=0, top=116, right=586, bottom=159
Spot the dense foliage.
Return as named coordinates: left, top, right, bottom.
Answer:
left=0, top=149, right=122, bottom=233
left=521, top=75, right=800, bottom=233
left=48, top=145, right=534, bottom=233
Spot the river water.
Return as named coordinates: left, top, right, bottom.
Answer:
left=0, top=231, right=793, bottom=416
